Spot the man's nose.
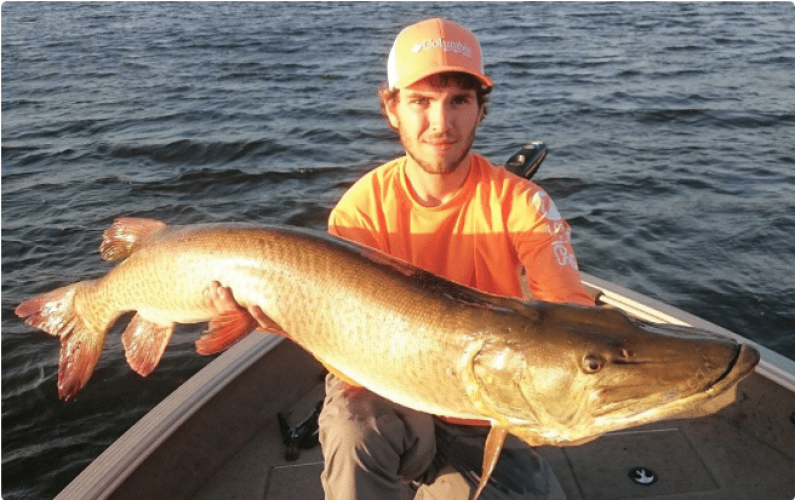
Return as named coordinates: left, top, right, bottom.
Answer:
left=428, top=101, right=452, bottom=132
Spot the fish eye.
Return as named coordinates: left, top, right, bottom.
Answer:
left=582, top=353, right=605, bottom=374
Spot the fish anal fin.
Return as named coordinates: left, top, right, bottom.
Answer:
left=122, top=314, right=175, bottom=376
left=195, top=309, right=261, bottom=355
left=100, top=217, right=167, bottom=261
left=16, top=281, right=106, bottom=401
left=471, top=426, right=509, bottom=500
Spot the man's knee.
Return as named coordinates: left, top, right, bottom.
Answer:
left=319, top=375, right=435, bottom=480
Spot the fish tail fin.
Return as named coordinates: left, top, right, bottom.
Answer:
left=99, top=217, right=167, bottom=261
left=15, top=281, right=107, bottom=401
left=122, top=313, right=175, bottom=376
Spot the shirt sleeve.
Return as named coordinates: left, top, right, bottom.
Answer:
left=328, top=194, right=386, bottom=251
left=510, top=185, right=595, bottom=306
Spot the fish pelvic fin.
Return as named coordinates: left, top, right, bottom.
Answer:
left=15, top=281, right=106, bottom=401
left=471, top=426, right=509, bottom=500
left=195, top=309, right=261, bottom=355
left=319, top=360, right=363, bottom=388
left=99, top=217, right=167, bottom=261
left=122, top=314, right=175, bottom=376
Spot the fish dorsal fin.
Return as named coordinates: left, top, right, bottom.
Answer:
left=471, top=426, right=509, bottom=500
left=122, top=313, right=175, bottom=376
left=100, top=217, right=167, bottom=261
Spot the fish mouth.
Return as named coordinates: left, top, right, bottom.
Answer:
left=707, top=343, right=759, bottom=392
left=664, top=343, right=760, bottom=421
left=709, top=344, right=742, bottom=388
left=594, top=343, right=759, bottom=421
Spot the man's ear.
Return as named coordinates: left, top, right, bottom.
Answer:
left=477, top=104, right=486, bottom=124
left=384, top=95, right=400, bottom=130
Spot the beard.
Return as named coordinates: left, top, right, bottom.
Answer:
left=399, top=123, right=478, bottom=175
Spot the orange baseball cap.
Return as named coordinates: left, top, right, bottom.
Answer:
left=387, top=18, right=493, bottom=90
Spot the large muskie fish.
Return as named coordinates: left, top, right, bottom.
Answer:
left=17, top=218, right=759, bottom=499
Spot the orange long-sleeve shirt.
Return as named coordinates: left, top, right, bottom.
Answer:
left=327, top=153, right=593, bottom=426
left=329, top=153, right=594, bottom=305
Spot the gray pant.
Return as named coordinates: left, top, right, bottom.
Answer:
left=318, top=374, right=566, bottom=500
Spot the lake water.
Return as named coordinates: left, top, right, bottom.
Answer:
left=2, top=2, right=794, bottom=498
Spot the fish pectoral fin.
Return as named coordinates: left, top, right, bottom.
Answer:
left=122, top=314, right=175, bottom=377
left=195, top=309, right=263, bottom=355
left=99, top=217, right=167, bottom=261
left=471, top=425, right=509, bottom=500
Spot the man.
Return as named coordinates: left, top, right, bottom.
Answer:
left=207, top=18, right=592, bottom=499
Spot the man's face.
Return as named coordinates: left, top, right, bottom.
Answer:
left=386, top=75, right=484, bottom=175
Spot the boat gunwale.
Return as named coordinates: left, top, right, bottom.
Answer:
left=54, top=333, right=284, bottom=500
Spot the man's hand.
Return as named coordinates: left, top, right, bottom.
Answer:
left=203, top=281, right=274, bottom=331
left=204, top=283, right=367, bottom=397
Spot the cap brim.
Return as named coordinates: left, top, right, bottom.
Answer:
left=391, top=65, right=493, bottom=90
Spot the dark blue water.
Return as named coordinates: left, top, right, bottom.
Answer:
left=2, top=2, right=794, bottom=498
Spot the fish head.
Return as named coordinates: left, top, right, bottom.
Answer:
left=467, top=303, right=759, bottom=447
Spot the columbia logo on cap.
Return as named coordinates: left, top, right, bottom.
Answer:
left=411, top=38, right=474, bottom=59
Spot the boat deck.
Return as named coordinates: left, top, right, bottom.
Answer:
left=187, top=360, right=795, bottom=500
left=193, top=375, right=327, bottom=500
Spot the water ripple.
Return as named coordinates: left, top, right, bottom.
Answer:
left=3, top=2, right=794, bottom=499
